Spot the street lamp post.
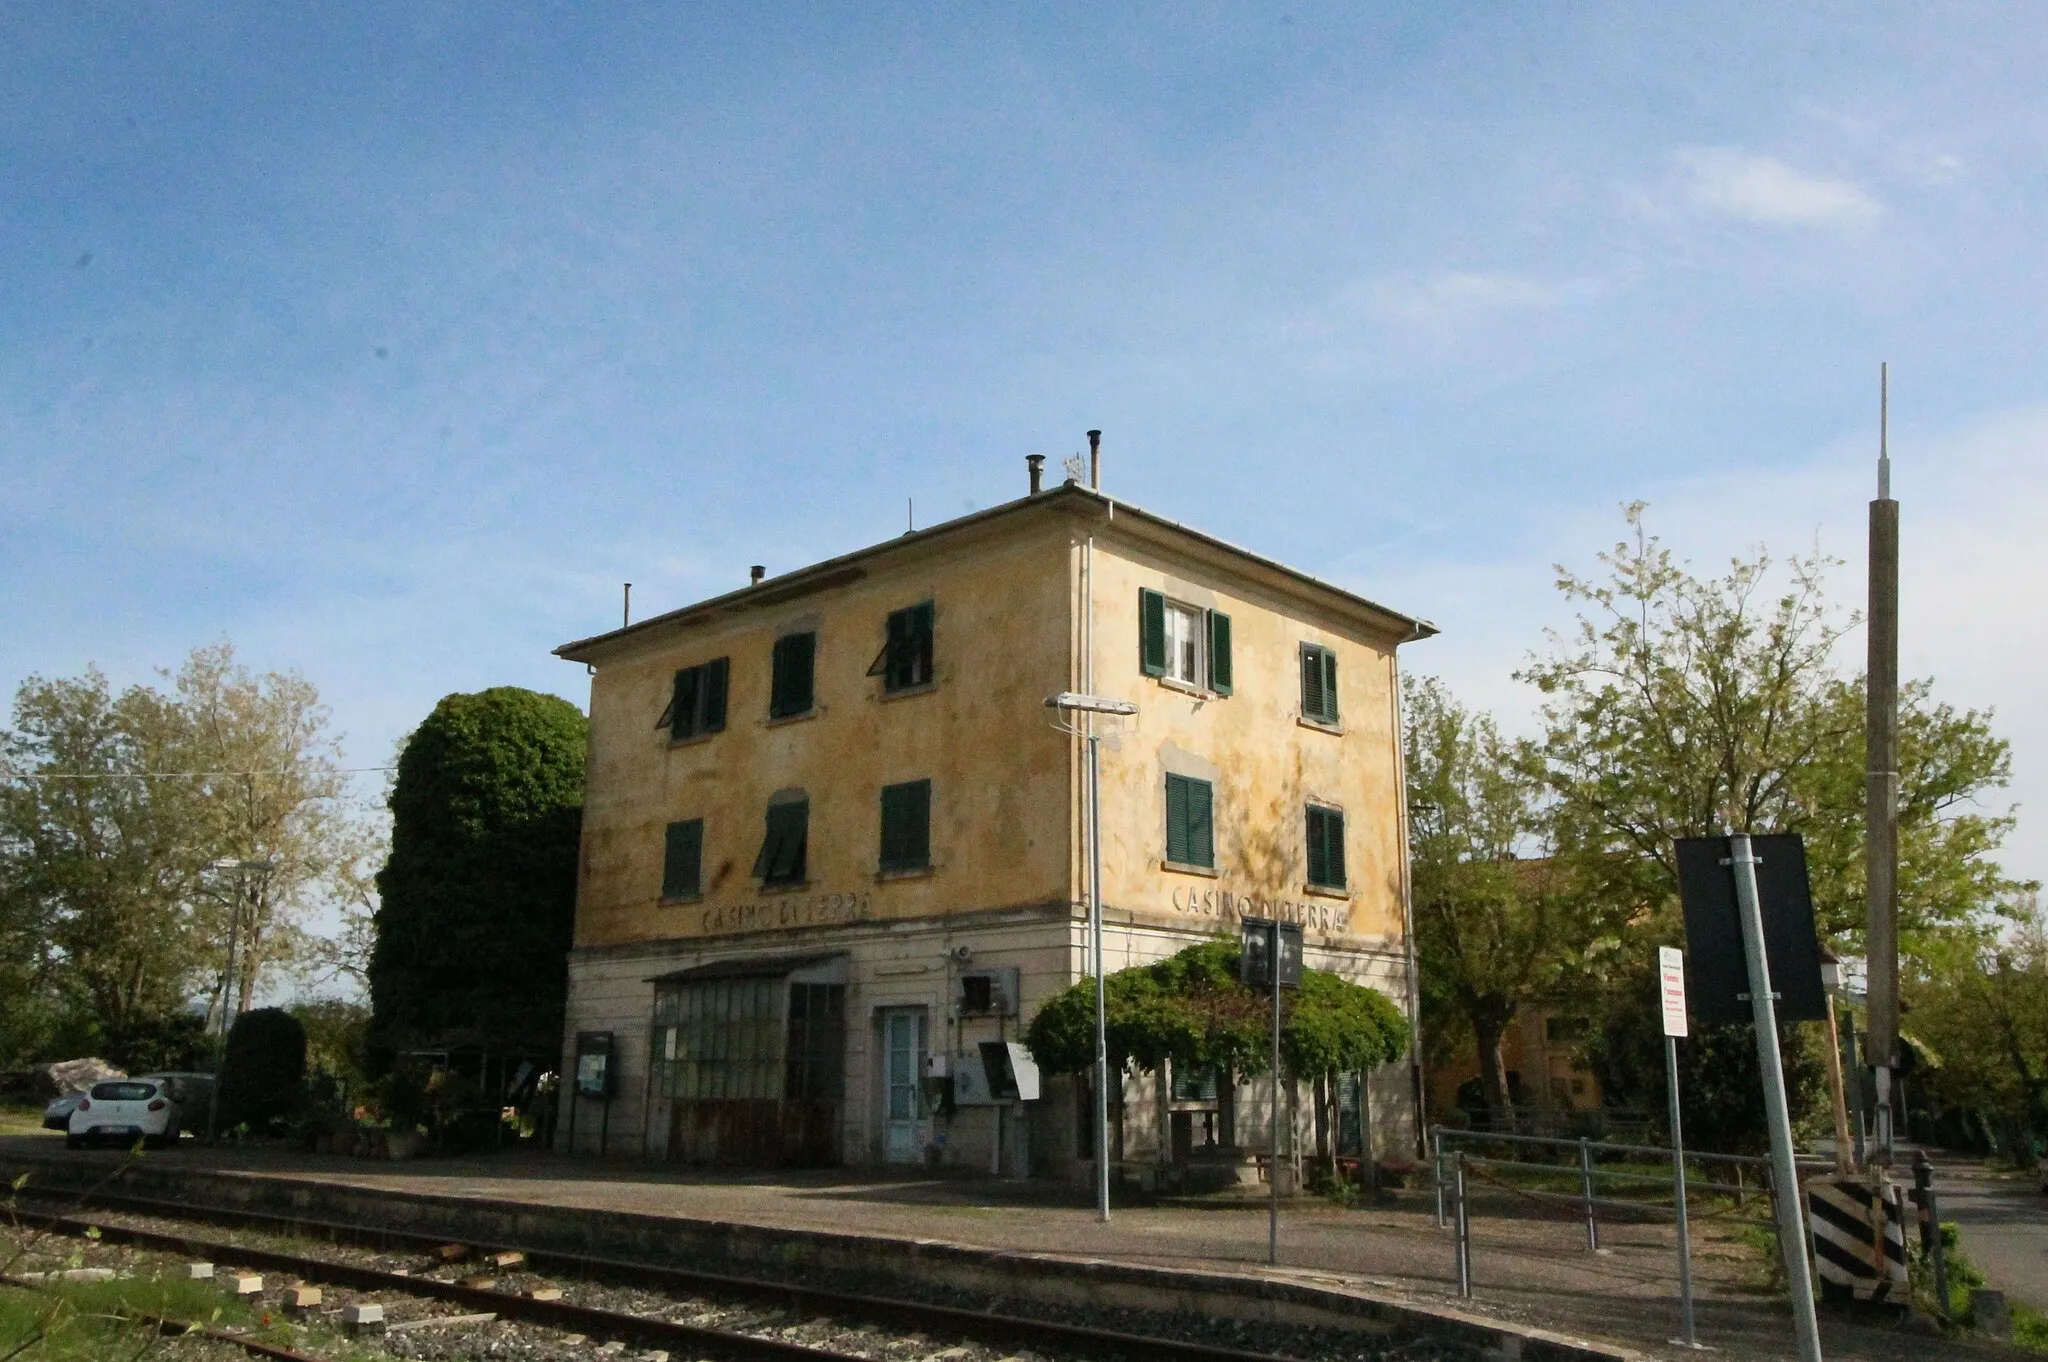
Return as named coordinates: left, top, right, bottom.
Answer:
left=204, top=857, right=274, bottom=1143
left=1046, top=691, right=1137, bottom=1225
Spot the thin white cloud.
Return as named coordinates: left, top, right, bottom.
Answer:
left=1677, top=146, right=1884, bottom=228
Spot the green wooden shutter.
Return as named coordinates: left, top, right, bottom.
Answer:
left=1300, top=646, right=1324, bottom=720
left=772, top=633, right=816, bottom=717
left=884, top=608, right=911, bottom=689
left=757, top=799, right=809, bottom=883
left=663, top=820, right=703, bottom=898
left=1207, top=611, right=1233, bottom=695
left=1165, top=774, right=1190, bottom=864
left=1140, top=589, right=1167, bottom=676
left=671, top=668, right=699, bottom=740
left=1187, top=777, right=1214, bottom=868
left=1320, top=648, right=1340, bottom=723
left=880, top=779, right=931, bottom=870
left=912, top=601, right=935, bottom=684
left=702, top=657, right=729, bottom=732
left=1307, top=807, right=1346, bottom=888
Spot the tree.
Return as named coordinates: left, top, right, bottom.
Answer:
left=368, top=688, right=586, bottom=1066
left=1025, top=940, right=1408, bottom=1084
left=217, top=1006, right=307, bottom=1131
left=1405, top=675, right=1629, bottom=1127
left=0, top=645, right=371, bottom=1068
left=1905, top=894, right=2048, bottom=1161
left=1517, top=503, right=2030, bottom=958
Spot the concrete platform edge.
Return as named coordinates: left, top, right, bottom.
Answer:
left=0, top=1154, right=1638, bottom=1362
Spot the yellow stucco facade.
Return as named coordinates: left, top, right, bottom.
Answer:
left=554, top=482, right=1433, bottom=1174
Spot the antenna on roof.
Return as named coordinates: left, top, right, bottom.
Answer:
left=622, top=583, right=632, bottom=628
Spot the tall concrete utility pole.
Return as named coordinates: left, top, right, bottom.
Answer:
left=1865, top=363, right=1900, bottom=1161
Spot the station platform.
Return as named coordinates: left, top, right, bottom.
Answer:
left=0, top=1134, right=2019, bottom=1362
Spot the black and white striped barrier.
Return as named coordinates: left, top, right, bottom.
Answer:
left=1807, top=1175, right=1908, bottom=1302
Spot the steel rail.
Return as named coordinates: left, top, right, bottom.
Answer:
left=12, top=1197, right=1305, bottom=1362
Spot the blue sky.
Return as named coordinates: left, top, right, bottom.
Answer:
left=5, top=4, right=2045, bottom=894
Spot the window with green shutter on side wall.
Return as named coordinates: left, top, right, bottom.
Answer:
left=1164, top=773, right=1215, bottom=869
left=1305, top=805, right=1346, bottom=890
left=753, top=798, right=809, bottom=886
left=1300, top=643, right=1339, bottom=725
left=770, top=632, right=816, bottom=718
left=662, top=819, right=704, bottom=900
left=879, top=602, right=935, bottom=692
left=1140, top=588, right=1234, bottom=697
left=666, top=658, right=729, bottom=741
left=878, top=778, right=932, bottom=872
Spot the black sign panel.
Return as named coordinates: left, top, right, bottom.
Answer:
left=1239, top=918, right=1303, bottom=990
left=1675, top=834, right=1827, bottom=1026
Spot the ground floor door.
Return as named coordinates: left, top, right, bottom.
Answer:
left=879, top=1007, right=928, bottom=1165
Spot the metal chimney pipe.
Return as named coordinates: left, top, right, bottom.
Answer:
left=1026, top=454, right=1045, bottom=494
left=1087, top=430, right=1102, bottom=490
left=749, top=565, right=765, bottom=586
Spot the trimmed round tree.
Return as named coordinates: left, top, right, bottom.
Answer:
left=369, top=687, right=586, bottom=1068
left=1024, top=938, right=1410, bottom=1113
left=217, top=1006, right=308, bottom=1130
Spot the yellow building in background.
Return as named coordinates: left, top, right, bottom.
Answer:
left=553, top=459, right=1435, bottom=1175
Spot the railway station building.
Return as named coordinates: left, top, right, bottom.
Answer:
left=552, top=460, right=1435, bottom=1179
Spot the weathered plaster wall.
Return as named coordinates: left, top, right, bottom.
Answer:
left=1077, top=533, right=1409, bottom=958
left=573, top=518, right=1074, bottom=950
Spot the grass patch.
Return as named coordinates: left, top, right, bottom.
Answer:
left=0, top=1265, right=252, bottom=1359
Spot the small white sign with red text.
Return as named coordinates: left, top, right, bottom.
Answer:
left=1659, top=946, right=1689, bottom=1038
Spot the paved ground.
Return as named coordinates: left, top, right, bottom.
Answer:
left=2, top=1132, right=2037, bottom=1361
left=1932, top=1157, right=2048, bottom=1313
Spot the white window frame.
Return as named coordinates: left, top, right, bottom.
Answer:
left=1161, top=599, right=1205, bottom=686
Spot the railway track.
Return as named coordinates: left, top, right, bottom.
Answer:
left=7, top=1188, right=1368, bottom=1362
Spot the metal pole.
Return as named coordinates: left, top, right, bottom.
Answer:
left=1433, top=1126, right=1446, bottom=1229
left=1089, top=733, right=1109, bottom=1224
left=1866, top=361, right=1901, bottom=1164
left=1730, top=832, right=1824, bottom=1362
left=1843, top=1011, right=1867, bottom=1170
left=1269, top=921, right=1282, bottom=1266
left=1667, top=1034, right=1699, bottom=1348
left=1913, top=1153, right=1948, bottom=1320
left=1580, top=1137, right=1600, bottom=1251
left=1823, top=993, right=1853, bottom=1174
left=1454, top=1152, right=1472, bottom=1297
left=206, top=871, right=244, bottom=1145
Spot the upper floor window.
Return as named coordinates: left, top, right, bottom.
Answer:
left=662, top=818, right=704, bottom=900
left=753, top=795, right=809, bottom=886
left=878, top=778, right=932, bottom=872
left=872, top=601, right=935, bottom=692
left=1164, top=773, right=1215, bottom=870
left=770, top=632, right=816, bottom=718
left=665, top=658, right=729, bottom=741
left=1139, top=589, right=1232, bottom=695
left=1305, top=804, right=1346, bottom=890
left=1299, top=643, right=1339, bottom=725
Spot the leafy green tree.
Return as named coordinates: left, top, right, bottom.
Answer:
left=0, top=645, right=372, bottom=1068
left=1904, top=894, right=2048, bottom=1160
left=217, top=1006, right=307, bottom=1130
left=1025, top=940, right=1407, bottom=1082
left=1405, top=675, right=1629, bottom=1126
left=368, top=688, right=586, bottom=1067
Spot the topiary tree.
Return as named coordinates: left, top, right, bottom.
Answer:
left=216, top=1006, right=307, bottom=1131
left=1026, top=938, right=1409, bottom=1148
left=368, top=688, right=586, bottom=1070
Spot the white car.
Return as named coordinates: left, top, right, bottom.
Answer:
left=67, top=1078, right=180, bottom=1149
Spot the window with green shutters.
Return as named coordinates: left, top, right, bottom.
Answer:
left=753, top=797, right=809, bottom=886
left=1300, top=643, right=1339, bottom=724
left=1139, top=588, right=1233, bottom=696
left=1164, top=773, right=1215, bottom=869
left=1306, top=804, right=1346, bottom=890
left=876, top=602, right=935, bottom=692
left=661, top=819, right=704, bottom=899
left=878, top=778, right=932, bottom=872
left=769, top=632, right=816, bottom=718
left=664, top=658, right=729, bottom=741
